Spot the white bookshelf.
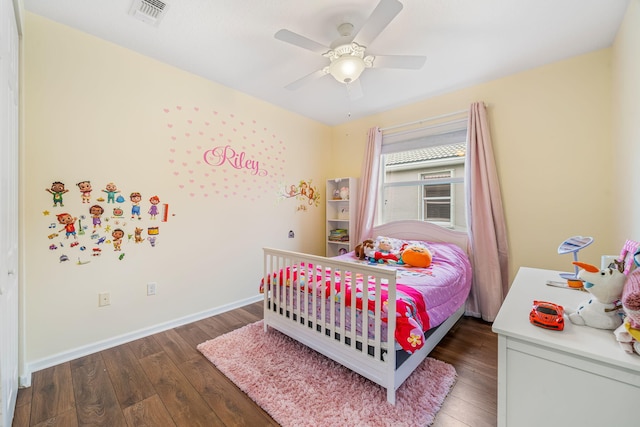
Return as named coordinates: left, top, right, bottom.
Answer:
left=326, top=177, right=358, bottom=257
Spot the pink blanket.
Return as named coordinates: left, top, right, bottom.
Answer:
left=261, top=242, right=471, bottom=354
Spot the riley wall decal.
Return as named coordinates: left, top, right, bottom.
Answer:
left=163, top=106, right=286, bottom=200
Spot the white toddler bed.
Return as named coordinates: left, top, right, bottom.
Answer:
left=261, top=220, right=472, bottom=404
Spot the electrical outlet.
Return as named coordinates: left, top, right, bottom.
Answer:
left=98, top=292, right=110, bottom=307
left=601, top=255, right=618, bottom=270
left=147, top=282, right=157, bottom=296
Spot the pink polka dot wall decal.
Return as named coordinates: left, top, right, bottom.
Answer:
left=164, top=106, right=286, bottom=199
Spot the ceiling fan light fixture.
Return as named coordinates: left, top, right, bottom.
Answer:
left=323, top=42, right=374, bottom=84
left=328, top=56, right=366, bottom=83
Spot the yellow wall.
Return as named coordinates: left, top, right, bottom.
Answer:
left=331, top=49, right=616, bottom=280
left=23, top=12, right=330, bottom=367
left=612, top=0, right=640, bottom=244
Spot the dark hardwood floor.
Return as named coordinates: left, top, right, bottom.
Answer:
left=12, top=301, right=497, bottom=427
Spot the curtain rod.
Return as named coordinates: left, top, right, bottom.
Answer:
left=380, top=109, right=468, bottom=133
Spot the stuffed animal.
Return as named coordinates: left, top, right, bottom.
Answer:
left=354, top=239, right=374, bottom=260
left=568, top=260, right=626, bottom=330
left=614, top=249, right=640, bottom=355
left=371, top=237, right=400, bottom=263
left=339, top=187, right=349, bottom=200
left=401, top=245, right=432, bottom=268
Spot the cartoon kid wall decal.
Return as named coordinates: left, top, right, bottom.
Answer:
left=130, top=192, right=142, bottom=219
left=56, top=213, right=78, bottom=239
left=76, top=181, right=92, bottom=203
left=44, top=176, right=171, bottom=264
left=89, top=205, right=104, bottom=229
left=111, top=228, right=124, bottom=251
left=102, top=182, right=120, bottom=204
left=46, top=181, right=69, bottom=207
left=148, top=195, right=160, bottom=219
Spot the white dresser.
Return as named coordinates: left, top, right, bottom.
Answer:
left=492, top=267, right=640, bottom=427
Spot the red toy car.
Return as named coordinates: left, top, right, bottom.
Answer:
left=530, top=300, right=565, bottom=330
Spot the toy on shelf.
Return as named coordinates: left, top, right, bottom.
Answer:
left=339, top=186, right=349, bottom=200
left=557, top=236, right=594, bottom=287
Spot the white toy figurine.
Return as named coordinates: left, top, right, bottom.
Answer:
left=339, top=186, right=349, bottom=200
left=568, top=260, right=626, bottom=330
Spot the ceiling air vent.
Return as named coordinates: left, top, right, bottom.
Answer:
left=129, top=0, right=169, bottom=26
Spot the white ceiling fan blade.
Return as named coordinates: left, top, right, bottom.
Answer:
left=352, top=0, right=403, bottom=47
left=275, top=29, right=329, bottom=54
left=346, top=79, right=363, bottom=100
left=285, top=69, right=327, bottom=91
left=373, top=54, right=426, bottom=69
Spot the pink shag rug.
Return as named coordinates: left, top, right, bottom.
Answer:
left=197, top=321, right=456, bottom=427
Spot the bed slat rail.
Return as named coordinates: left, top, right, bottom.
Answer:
left=263, top=247, right=398, bottom=403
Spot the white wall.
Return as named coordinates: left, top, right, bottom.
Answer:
left=22, top=12, right=331, bottom=373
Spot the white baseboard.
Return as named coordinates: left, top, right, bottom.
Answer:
left=20, top=294, right=263, bottom=388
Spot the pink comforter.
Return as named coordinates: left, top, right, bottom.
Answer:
left=262, top=242, right=471, bottom=354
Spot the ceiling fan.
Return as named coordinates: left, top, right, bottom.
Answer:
left=274, top=0, right=426, bottom=99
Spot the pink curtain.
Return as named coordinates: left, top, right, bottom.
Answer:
left=465, top=102, right=509, bottom=321
left=354, top=127, right=383, bottom=243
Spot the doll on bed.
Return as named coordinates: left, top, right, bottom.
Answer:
left=371, top=237, right=401, bottom=263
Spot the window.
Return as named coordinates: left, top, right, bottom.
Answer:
left=377, top=123, right=467, bottom=231
left=421, top=170, right=453, bottom=225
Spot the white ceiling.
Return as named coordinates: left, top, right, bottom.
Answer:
left=23, top=0, right=629, bottom=126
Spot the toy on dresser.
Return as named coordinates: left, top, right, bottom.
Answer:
left=568, top=260, right=626, bottom=330
left=614, top=248, right=640, bottom=355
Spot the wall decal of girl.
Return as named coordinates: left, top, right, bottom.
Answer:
left=148, top=195, right=160, bottom=219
